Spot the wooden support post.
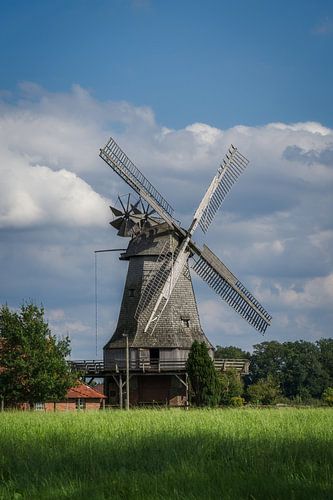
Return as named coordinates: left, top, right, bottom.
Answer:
left=185, top=373, right=189, bottom=407
left=119, top=373, right=123, bottom=409
left=124, top=334, right=130, bottom=410
left=0, top=395, right=4, bottom=412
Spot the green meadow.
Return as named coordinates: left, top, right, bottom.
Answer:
left=0, top=408, right=332, bottom=499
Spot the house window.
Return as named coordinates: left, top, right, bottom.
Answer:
left=34, top=402, right=44, bottom=411
left=76, top=398, right=86, bottom=410
left=128, top=288, right=135, bottom=297
left=181, top=318, right=190, bottom=328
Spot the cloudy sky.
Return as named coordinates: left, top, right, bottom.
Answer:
left=1, top=0, right=332, bottom=358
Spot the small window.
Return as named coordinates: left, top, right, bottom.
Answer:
left=76, top=398, right=86, bottom=410
left=128, top=289, right=135, bottom=297
left=181, top=318, right=190, bottom=328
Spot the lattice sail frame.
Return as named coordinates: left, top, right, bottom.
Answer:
left=197, top=145, right=249, bottom=233
left=135, top=237, right=177, bottom=326
left=192, top=245, right=272, bottom=334
left=100, top=138, right=175, bottom=224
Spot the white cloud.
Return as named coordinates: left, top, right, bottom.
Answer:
left=275, top=274, right=333, bottom=309
left=0, top=159, right=109, bottom=228
left=267, top=121, right=331, bottom=136
left=47, top=309, right=65, bottom=321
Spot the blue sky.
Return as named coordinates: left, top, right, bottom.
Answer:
left=0, top=0, right=332, bottom=358
left=1, top=0, right=333, bottom=128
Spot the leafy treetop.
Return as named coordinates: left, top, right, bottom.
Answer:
left=0, top=302, right=77, bottom=405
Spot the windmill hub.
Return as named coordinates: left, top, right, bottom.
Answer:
left=110, top=194, right=161, bottom=238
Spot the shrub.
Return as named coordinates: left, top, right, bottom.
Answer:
left=219, top=369, right=244, bottom=405
left=247, top=376, right=281, bottom=405
left=230, top=396, right=245, bottom=407
left=322, top=387, right=333, bottom=406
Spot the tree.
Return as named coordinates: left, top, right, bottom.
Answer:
left=219, top=369, right=244, bottom=405
left=247, top=376, right=281, bottom=405
left=250, top=340, right=330, bottom=400
left=317, top=339, right=333, bottom=386
left=186, top=341, right=220, bottom=407
left=0, top=303, right=77, bottom=407
left=281, top=341, right=329, bottom=399
left=250, top=341, right=285, bottom=384
left=215, top=345, right=250, bottom=359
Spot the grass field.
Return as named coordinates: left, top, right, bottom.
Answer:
left=0, top=408, right=332, bottom=500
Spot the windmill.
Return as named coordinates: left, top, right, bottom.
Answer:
left=100, top=137, right=271, bottom=406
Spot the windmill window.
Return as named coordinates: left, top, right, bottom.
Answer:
left=181, top=318, right=190, bottom=328
left=128, top=289, right=135, bottom=297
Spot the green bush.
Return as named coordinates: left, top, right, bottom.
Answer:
left=322, top=387, right=333, bottom=406
left=230, top=396, right=245, bottom=407
left=247, top=376, right=281, bottom=405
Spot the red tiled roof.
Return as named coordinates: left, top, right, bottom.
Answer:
left=67, top=383, right=106, bottom=399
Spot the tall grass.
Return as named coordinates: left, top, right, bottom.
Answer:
left=0, top=408, right=332, bottom=499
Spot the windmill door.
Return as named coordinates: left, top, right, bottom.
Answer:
left=149, top=348, right=160, bottom=368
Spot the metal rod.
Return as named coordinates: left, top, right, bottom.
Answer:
left=94, top=249, right=126, bottom=253
left=94, top=252, right=98, bottom=357
left=94, top=248, right=126, bottom=357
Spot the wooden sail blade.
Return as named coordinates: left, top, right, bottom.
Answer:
left=135, top=239, right=176, bottom=327
left=134, top=231, right=191, bottom=334
left=192, top=245, right=272, bottom=333
left=100, top=137, right=175, bottom=227
left=118, top=219, right=135, bottom=237
left=109, top=217, right=123, bottom=230
left=195, top=145, right=249, bottom=234
left=130, top=201, right=142, bottom=214
left=110, top=206, right=123, bottom=217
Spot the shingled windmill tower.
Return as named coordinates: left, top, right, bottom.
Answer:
left=100, top=138, right=271, bottom=406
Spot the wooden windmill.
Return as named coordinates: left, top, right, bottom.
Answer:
left=100, top=137, right=271, bottom=406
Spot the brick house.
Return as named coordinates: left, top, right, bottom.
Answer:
left=38, top=383, right=106, bottom=411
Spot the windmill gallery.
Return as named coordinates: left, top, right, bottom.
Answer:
left=73, top=138, right=272, bottom=407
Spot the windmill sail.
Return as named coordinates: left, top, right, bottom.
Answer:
left=197, top=145, right=249, bottom=233
left=135, top=238, right=176, bottom=326
left=192, top=245, right=272, bottom=333
left=100, top=137, right=175, bottom=226
left=135, top=234, right=191, bottom=333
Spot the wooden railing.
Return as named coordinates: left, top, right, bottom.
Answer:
left=215, top=358, right=250, bottom=374
left=70, top=358, right=250, bottom=375
left=69, top=360, right=104, bottom=373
